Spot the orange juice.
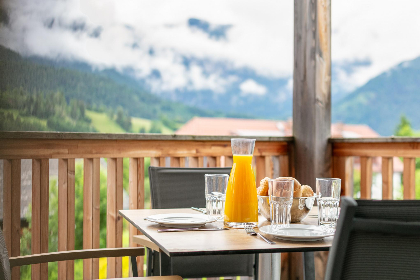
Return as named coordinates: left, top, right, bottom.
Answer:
left=224, top=155, right=258, bottom=225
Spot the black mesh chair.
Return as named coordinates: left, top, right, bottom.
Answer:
left=147, top=166, right=257, bottom=279
left=325, top=196, right=420, bottom=280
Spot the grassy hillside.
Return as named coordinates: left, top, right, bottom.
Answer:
left=86, top=110, right=173, bottom=133
left=334, top=56, right=420, bottom=135
left=0, top=45, right=217, bottom=123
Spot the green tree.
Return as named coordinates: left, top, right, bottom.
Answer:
left=395, top=115, right=414, bottom=136
left=149, top=120, right=162, bottom=133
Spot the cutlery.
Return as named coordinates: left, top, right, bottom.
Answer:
left=158, top=227, right=229, bottom=232
left=245, top=225, right=276, bottom=245
left=191, top=207, right=207, bottom=214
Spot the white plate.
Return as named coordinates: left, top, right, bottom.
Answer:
left=145, top=213, right=218, bottom=228
left=259, top=225, right=334, bottom=241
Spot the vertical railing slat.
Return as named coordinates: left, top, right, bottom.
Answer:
left=58, top=158, right=68, bottom=280
left=188, top=157, right=198, bottom=167
left=216, top=156, right=222, bottom=167
left=3, top=159, right=21, bottom=280
left=170, top=157, right=180, bottom=167
left=83, top=158, right=93, bottom=279
left=264, top=156, right=273, bottom=178
left=198, top=157, right=204, bottom=167
left=381, top=157, right=393, bottom=199
left=403, top=158, right=416, bottom=199
left=225, top=156, right=233, bottom=167
left=31, top=159, right=41, bottom=280
left=279, top=155, right=289, bottom=177
left=67, top=159, right=75, bottom=280
left=92, top=158, right=101, bottom=279
left=333, top=156, right=353, bottom=197
left=129, top=158, right=145, bottom=276
left=116, top=158, right=124, bottom=278
left=360, top=157, right=373, bottom=199
left=40, top=159, right=49, bottom=279
left=207, top=156, right=216, bottom=167
left=107, top=158, right=117, bottom=278
left=256, top=156, right=265, bottom=184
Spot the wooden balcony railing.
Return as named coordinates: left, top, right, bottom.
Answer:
left=331, top=137, right=420, bottom=200
left=0, top=132, right=293, bottom=280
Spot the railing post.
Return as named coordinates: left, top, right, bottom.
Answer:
left=403, top=158, right=416, bottom=199
left=360, top=157, right=373, bottom=199
left=382, top=157, right=393, bottom=199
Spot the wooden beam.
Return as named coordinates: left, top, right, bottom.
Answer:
left=0, top=139, right=289, bottom=159
left=188, top=157, right=199, bottom=167
left=92, top=158, right=101, bottom=279
left=207, top=156, right=216, bottom=168
left=293, top=1, right=331, bottom=279
left=40, top=159, right=49, bottom=279
left=403, top=158, right=416, bottom=199
left=58, top=159, right=68, bottom=280
left=332, top=142, right=420, bottom=157
left=32, top=159, right=41, bottom=280
left=360, top=157, right=373, bottom=199
left=83, top=159, right=93, bottom=279
left=381, top=157, right=393, bottom=199
left=256, top=156, right=266, bottom=184
left=67, top=158, right=75, bottom=280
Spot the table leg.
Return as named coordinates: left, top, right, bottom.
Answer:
left=271, top=253, right=281, bottom=280
left=258, top=253, right=281, bottom=280
left=303, top=252, right=315, bottom=280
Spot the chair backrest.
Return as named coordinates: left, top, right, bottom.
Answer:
left=148, top=167, right=231, bottom=209
left=0, top=230, right=11, bottom=280
left=325, top=197, right=420, bottom=280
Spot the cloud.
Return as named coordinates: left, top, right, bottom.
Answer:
left=239, top=79, right=267, bottom=96
left=1, top=0, right=420, bottom=96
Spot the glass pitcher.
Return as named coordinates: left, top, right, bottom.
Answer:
left=224, top=138, right=258, bottom=228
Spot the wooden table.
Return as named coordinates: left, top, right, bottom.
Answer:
left=120, top=208, right=333, bottom=280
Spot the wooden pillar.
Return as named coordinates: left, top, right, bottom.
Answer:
left=293, top=1, right=331, bottom=279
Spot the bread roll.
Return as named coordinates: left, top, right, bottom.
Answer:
left=257, top=177, right=270, bottom=196
left=301, top=185, right=314, bottom=197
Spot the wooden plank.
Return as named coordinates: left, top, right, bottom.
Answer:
left=170, top=157, right=180, bottom=167
left=179, top=157, right=186, bottom=167
left=225, top=156, right=233, bottom=167
left=279, top=155, right=289, bottom=177
left=332, top=156, right=353, bottom=197
left=360, top=157, right=373, bottom=199
left=256, top=156, right=265, bottom=184
left=264, top=156, right=273, bottom=178
left=67, top=158, right=75, bottom=280
left=58, top=158, right=68, bottom=280
left=32, top=159, right=41, bottom=280
left=216, top=156, right=222, bottom=167
left=83, top=158, right=93, bottom=279
left=10, top=160, right=21, bottom=280
left=207, top=156, right=216, bottom=167
left=92, top=158, right=101, bottom=279
left=40, top=159, right=49, bottom=279
left=332, top=142, right=420, bottom=157
left=129, top=158, right=145, bottom=276
left=293, top=1, right=332, bottom=279
left=31, top=160, right=41, bottom=275
left=107, top=158, right=117, bottom=278
left=3, top=160, right=12, bottom=257
left=403, top=158, right=416, bottom=199
left=381, top=157, right=393, bottom=199
left=132, top=235, right=161, bottom=252
left=188, top=157, right=198, bottom=167
left=115, top=158, right=124, bottom=278
left=0, top=139, right=289, bottom=159
left=198, top=157, right=204, bottom=167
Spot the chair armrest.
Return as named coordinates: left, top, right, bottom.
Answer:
left=9, top=247, right=145, bottom=268
left=133, top=235, right=161, bottom=252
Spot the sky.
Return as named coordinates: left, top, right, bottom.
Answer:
left=1, top=0, right=420, bottom=97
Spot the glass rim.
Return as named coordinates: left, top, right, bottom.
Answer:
left=316, top=178, right=341, bottom=181
left=205, top=174, right=229, bottom=177
left=269, top=178, right=294, bottom=182
left=230, top=138, right=256, bottom=142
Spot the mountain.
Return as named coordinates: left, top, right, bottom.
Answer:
left=333, top=56, right=420, bottom=135
left=0, top=45, right=220, bottom=123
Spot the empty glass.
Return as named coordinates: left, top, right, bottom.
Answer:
left=205, top=174, right=229, bottom=219
left=316, top=178, right=341, bottom=228
left=269, top=178, right=294, bottom=229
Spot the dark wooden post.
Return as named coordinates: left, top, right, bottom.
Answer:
left=292, top=0, right=331, bottom=279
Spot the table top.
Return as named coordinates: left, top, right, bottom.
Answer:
left=119, top=208, right=333, bottom=257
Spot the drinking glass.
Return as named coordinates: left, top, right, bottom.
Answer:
left=205, top=174, right=229, bottom=219
left=316, top=178, right=341, bottom=228
left=269, top=178, right=294, bottom=229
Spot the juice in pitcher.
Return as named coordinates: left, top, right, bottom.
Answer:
left=224, top=139, right=258, bottom=227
